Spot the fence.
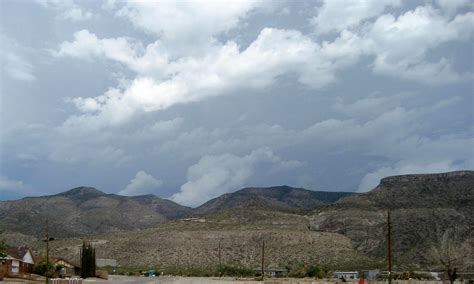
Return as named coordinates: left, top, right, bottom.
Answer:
left=49, top=278, right=83, bottom=284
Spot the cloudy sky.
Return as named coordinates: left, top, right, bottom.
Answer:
left=0, top=0, right=473, bottom=206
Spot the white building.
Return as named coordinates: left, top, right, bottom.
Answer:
left=333, top=271, right=359, bottom=279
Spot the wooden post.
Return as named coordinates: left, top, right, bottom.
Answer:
left=261, top=239, right=265, bottom=281
left=218, top=239, right=222, bottom=267
left=387, top=211, right=392, bottom=284
left=45, top=220, right=49, bottom=284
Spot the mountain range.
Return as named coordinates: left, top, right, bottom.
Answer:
left=0, top=170, right=472, bottom=269
left=0, top=184, right=351, bottom=238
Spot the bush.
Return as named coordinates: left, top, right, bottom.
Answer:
left=33, top=257, right=55, bottom=277
left=286, top=263, right=325, bottom=278
left=215, top=265, right=254, bottom=277
left=306, top=265, right=322, bottom=278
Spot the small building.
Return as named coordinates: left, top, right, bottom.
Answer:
left=254, top=267, right=288, bottom=277
left=53, top=258, right=80, bottom=277
left=333, top=271, right=359, bottom=280
left=1, top=246, right=35, bottom=274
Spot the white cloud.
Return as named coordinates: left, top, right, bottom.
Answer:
left=170, top=148, right=302, bottom=207
left=114, top=0, right=263, bottom=56
left=118, top=170, right=163, bottom=196
left=367, top=6, right=474, bottom=84
left=53, top=30, right=145, bottom=69
left=36, top=0, right=93, bottom=21
left=311, top=0, right=401, bottom=34
left=55, top=3, right=474, bottom=131
left=57, top=28, right=366, bottom=129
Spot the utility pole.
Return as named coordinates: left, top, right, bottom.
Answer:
left=387, top=211, right=392, bottom=284
left=218, top=238, right=222, bottom=267
left=261, top=239, right=265, bottom=281
left=45, top=220, right=50, bottom=284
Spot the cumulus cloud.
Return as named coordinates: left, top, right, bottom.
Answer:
left=114, top=0, right=263, bottom=56
left=55, top=30, right=151, bottom=74
left=311, top=0, right=401, bottom=34
left=170, top=148, right=303, bottom=207
left=54, top=2, right=473, bottom=131
left=56, top=28, right=368, bottom=129
left=367, top=6, right=474, bottom=84
left=118, top=170, right=163, bottom=196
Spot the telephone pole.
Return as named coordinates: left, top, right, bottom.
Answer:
left=261, top=239, right=265, bottom=281
left=45, top=220, right=50, bottom=284
left=387, top=211, right=392, bottom=284
left=218, top=239, right=222, bottom=267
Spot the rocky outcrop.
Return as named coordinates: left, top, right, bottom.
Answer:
left=309, top=170, right=474, bottom=266
left=378, top=170, right=473, bottom=186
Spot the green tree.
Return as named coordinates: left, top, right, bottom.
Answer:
left=33, top=256, right=55, bottom=276
left=0, top=239, right=7, bottom=258
left=80, top=241, right=96, bottom=278
left=306, top=265, right=322, bottom=278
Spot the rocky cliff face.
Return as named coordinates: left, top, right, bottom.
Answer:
left=378, top=170, right=472, bottom=185
left=308, top=170, right=474, bottom=266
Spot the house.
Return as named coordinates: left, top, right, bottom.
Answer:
left=1, top=246, right=35, bottom=274
left=333, top=271, right=359, bottom=280
left=52, top=258, right=80, bottom=276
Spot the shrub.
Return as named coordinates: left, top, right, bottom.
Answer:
left=33, top=257, right=55, bottom=277
left=306, top=265, right=322, bottom=278
left=215, top=265, right=255, bottom=277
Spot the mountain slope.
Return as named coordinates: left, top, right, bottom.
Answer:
left=1, top=171, right=472, bottom=269
left=194, top=185, right=352, bottom=215
left=0, top=186, right=191, bottom=238
left=309, top=170, right=474, bottom=266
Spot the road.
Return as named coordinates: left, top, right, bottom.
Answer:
left=83, top=275, right=323, bottom=283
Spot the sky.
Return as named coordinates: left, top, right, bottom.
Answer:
left=0, top=0, right=473, bottom=207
